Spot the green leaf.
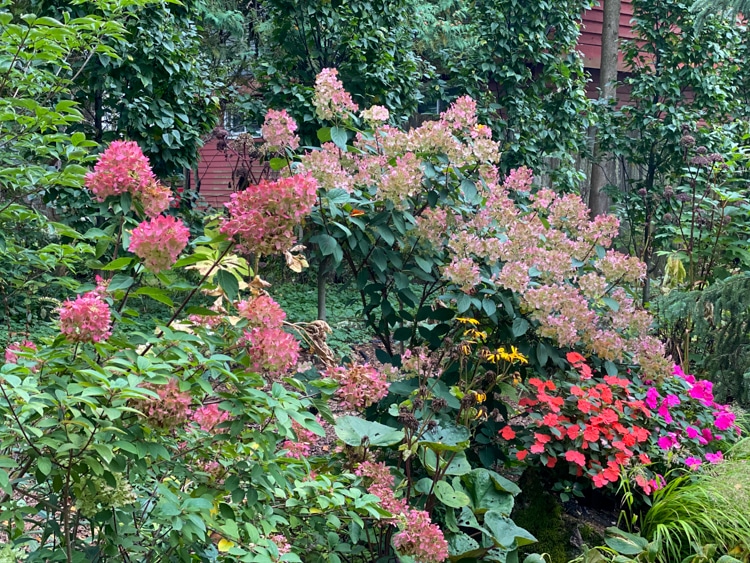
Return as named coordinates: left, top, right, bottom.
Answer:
left=434, top=480, right=471, bottom=508
left=108, top=273, right=134, bottom=292
left=484, top=510, right=537, bottom=549
left=604, top=528, right=648, bottom=556
left=100, top=257, right=133, bottom=271
left=421, top=449, right=472, bottom=476
left=317, top=127, right=332, bottom=143
left=135, top=287, right=174, bottom=307
left=511, top=317, right=530, bottom=337
left=269, top=157, right=288, bottom=171
left=331, top=126, right=348, bottom=150
left=314, top=234, right=339, bottom=256
left=523, top=554, right=548, bottom=563
left=418, top=422, right=470, bottom=452
left=447, top=533, right=484, bottom=559
left=334, top=416, right=404, bottom=447
left=37, top=457, right=52, bottom=476
left=216, top=269, right=239, bottom=301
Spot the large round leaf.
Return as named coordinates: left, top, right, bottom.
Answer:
left=334, top=416, right=404, bottom=447
left=418, top=422, right=470, bottom=452
left=484, top=510, right=537, bottom=549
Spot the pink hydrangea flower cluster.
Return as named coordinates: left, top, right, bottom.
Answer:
left=5, top=340, right=36, bottom=364
left=135, top=379, right=192, bottom=430
left=84, top=141, right=171, bottom=216
left=192, top=403, right=230, bottom=432
left=128, top=215, right=190, bottom=273
left=262, top=109, right=300, bottom=152
left=268, top=534, right=291, bottom=557
left=360, top=105, right=390, bottom=124
left=443, top=257, right=482, bottom=294
left=313, top=68, right=359, bottom=120
left=355, top=461, right=408, bottom=515
left=59, top=291, right=112, bottom=343
left=237, top=294, right=286, bottom=328
left=241, top=327, right=300, bottom=375
left=323, top=363, right=389, bottom=410
left=392, top=509, right=450, bottom=563
left=282, top=419, right=320, bottom=459
left=221, top=174, right=318, bottom=256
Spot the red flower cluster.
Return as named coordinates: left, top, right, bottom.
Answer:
left=502, top=353, right=653, bottom=488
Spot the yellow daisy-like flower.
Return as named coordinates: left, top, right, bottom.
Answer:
left=508, top=346, right=529, bottom=365
left=474, top=391, right=487, bottom=404
left=456, top=317, right=480, bottom=326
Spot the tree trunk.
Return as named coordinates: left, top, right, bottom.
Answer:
left=588, top=0, right=621, bottom=217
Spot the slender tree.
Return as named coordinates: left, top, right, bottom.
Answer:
left=588, top=0, right=621, bottom=217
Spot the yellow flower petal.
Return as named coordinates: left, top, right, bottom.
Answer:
left=218, top=539, right=235, bottom=552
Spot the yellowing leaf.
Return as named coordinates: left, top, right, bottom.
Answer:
left=218, top=538, right=235, bottom=552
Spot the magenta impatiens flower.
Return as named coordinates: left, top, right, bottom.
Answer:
left=705, top=451, right=724, bottom=464
left=714, top=411, right=736, bottom=431
left=59, top=291, right=112, bottom=343
left=684, top=456, right=702, bottom=470
left=657, top=434, right=676, bottom=450
left=128, top=215, right=190, bottom=273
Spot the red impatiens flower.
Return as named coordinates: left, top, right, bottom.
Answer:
left=499, top=426, right=516, bottom=440
left=565, top=450, right=586, bottom=467
left=566, top=352, right=586, bottom=365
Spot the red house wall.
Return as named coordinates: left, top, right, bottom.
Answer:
left=579, top=0, right=635, bottom=72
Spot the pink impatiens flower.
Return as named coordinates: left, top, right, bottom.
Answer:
left=128, top=215, right=190, bottom=273
left=705, top=451, right=724, bottom=464
left=59, top=291, right=112, bottom=343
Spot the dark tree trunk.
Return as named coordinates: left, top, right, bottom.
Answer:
left=589, top=0, right=621, bottom=217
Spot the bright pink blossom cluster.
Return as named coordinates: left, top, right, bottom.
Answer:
left=282, top=419, right=320, bottom=459
left=313, top=68, right=359, bottom=120
left=262, top=109, right=300, bottom=151
left=323, top=363, right=389, bottom=410
left=392, top=509, right=450, bottom=563
left=355, top=461, right=408, bottom=514
left=241, top=327, right=300, bottom=376
left=135, top=379, right=192, bottom=430
left=647, top=364, right=739, bottom=470
left=221, top=174, right=318, bottom=256
left=5, top=340, right=36, bottom=364
left=85, top=141, right=171, bottom=216
left=59, top=291, right=112, bottom=343
left=192, top=403, right=230, bottom=432
left=237, top=294, right=286, bottom=328
left=128, top=215, right=190, bottom=273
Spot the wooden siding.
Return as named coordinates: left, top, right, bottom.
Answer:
left=579, top=0, right=635, bottom=71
